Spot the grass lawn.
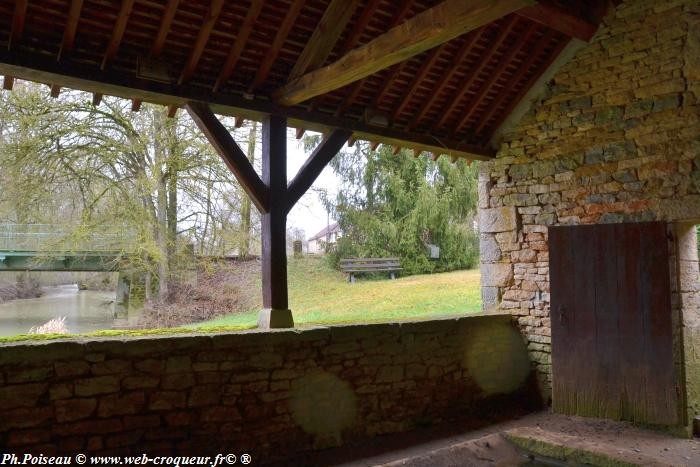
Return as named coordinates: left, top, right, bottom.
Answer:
left=194, top=256, right=481, bottom=329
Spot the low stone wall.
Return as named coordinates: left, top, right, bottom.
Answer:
left=0, top=315, right=537, bottom=462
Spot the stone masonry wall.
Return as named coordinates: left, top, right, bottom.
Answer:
left=0, top=315, right=536, bottom=461
left=479, top=0, right=700, bottom=404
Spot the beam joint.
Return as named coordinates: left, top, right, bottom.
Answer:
left=185, top=102, right=269, bottom=213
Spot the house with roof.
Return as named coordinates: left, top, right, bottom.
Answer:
left=307, top=222, right=342, bottom=254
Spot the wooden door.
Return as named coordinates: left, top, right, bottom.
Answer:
left=549, top=222, right=679, bottom=426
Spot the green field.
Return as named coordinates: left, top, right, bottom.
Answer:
left=195, top=256, right=482, bottom=329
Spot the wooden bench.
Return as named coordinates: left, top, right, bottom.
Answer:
left=339, top=258, right=402, bottom=283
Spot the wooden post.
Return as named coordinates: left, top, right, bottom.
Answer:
left=186, top=103, right=350, bottom=330
left=258, top=115, right=294, bottom=329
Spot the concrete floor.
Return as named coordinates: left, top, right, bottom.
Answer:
left=314, top=411, right=700, bottom=466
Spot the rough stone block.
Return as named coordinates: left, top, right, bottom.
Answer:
left=481, top=263, right=514, bottom=287
left=55, top=398, right=97, bottom=422
left=481, top=287, right=501, bottom=310
left=480, top=235, right=502, bottom=262
left=98, top=392, right=145, bottom=418
left=479, top=206, right=518, bottom=233
left=0, top=383, right=48, bottom=410
left=74, top=376, right=119, bottom=397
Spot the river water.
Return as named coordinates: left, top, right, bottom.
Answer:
left=0, top=285, right=117, bottom=337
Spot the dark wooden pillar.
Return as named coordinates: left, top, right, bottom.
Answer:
left=186, top=102, right=350, bottom=330
left=258, top=115, right=293, bottom=328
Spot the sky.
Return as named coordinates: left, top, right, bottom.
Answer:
left=285, top=132, right=341, bottom=240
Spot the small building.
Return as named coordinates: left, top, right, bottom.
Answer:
left=307, top=222, right=342, bottom=254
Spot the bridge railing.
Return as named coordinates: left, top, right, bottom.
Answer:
left=0, top=224, right=136, bottom=252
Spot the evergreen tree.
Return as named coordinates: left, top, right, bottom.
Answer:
left=320, top=140, right=480, bottom=275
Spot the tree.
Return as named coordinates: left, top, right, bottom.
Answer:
left=319, top=141, right=480, bottom=275
left=0, top=81, right=253, bottom=301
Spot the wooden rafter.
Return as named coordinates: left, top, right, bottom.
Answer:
left=286, top=129, right=351, bottom=211
left=487, top=36, right=570, bottom=137
left=186, top=102, right=269, bottom=213
left=408, top=29, right=482, bottom=130
left=214, top=0, right=264, bottom=92
left=0, top=47, right=494, bottom=160
left=452, top=22, right=538, bottom=136
left=58, top=0, right=85, bottom=61
left=515, top=2, right=598, bottom=42
left=432, top=15, right=519, bottom=132
left=331, top=0, right=414, bottom=118
left=141, top=0, right=180, bottom=113
left=475, top=30, right=556, bottom=135
left=274, top=0, right=533, bottom=106
left=250, top=0, right=306, bottom=92
left=288, top=0, right=360, bottom=81
left=337, top=0, right=383, bottom=56
left=9, top=0, right=28, bottom=50
left=101, top=0, right=136, bottom=70
left=391, top=44, right=447, bottom=121
left=178, top=0, right=225, bottom=85
left=151, top=0, right=180, bottom=57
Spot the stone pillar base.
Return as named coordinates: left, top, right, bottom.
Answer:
left=258, top=308, right=294, bottom=329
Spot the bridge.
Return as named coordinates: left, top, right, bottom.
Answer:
left=0, top=224, right=133, bottom=272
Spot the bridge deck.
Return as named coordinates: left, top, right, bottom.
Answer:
left=0, top=225, right=132, bottom=271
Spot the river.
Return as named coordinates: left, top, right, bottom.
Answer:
left=0, top=285, right=117, bottom=337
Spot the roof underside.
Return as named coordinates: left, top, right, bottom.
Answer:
left=0, top=0, right=607, bottom=160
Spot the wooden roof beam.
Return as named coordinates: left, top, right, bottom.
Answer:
left=286, top=129, right=351, bottom=211
left=101, top=0, right=136, bottom=70
left=250, top=0, right=306, bottom=92
left=214, top=0, right=264, bottom=92
left=151, top=0, right=180, bottom=57
left=274, top=0, right=534, bottom=106
left=58, top=0, right=85, bottom=61
left=391, top=44, right=447, bottom=121
left=486, top=36, right=570, bottom=139
left=179, top=0, right=225, bottom=85
left=432, top=15, right=519, bottom=132
left=452, top=22, right=538, bottom=136
left=475, top=30, right=557, bottom=135
left=186, top=102, right=269, bottom=213
left=408, top=29, right=482, bottom=130
left=9, top=0, right=28, bottom=50
left=515, top=2, right=599, bottom=42
left=0, top=48, right=494, bottom=161
left=331, top=0, right=415, bottom=118
left=288, top=0, right=361, bottom=81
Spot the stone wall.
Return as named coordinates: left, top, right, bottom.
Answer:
left=674, top=223, right=700, bottom=430
left=0, top=315, right=536, bottom=460
left=479, top=0, right=700, bottom=407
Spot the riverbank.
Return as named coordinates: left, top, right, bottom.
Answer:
left=138, top=257, right=482, bottom=329
left=0, top=277, right=42, bottom=303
